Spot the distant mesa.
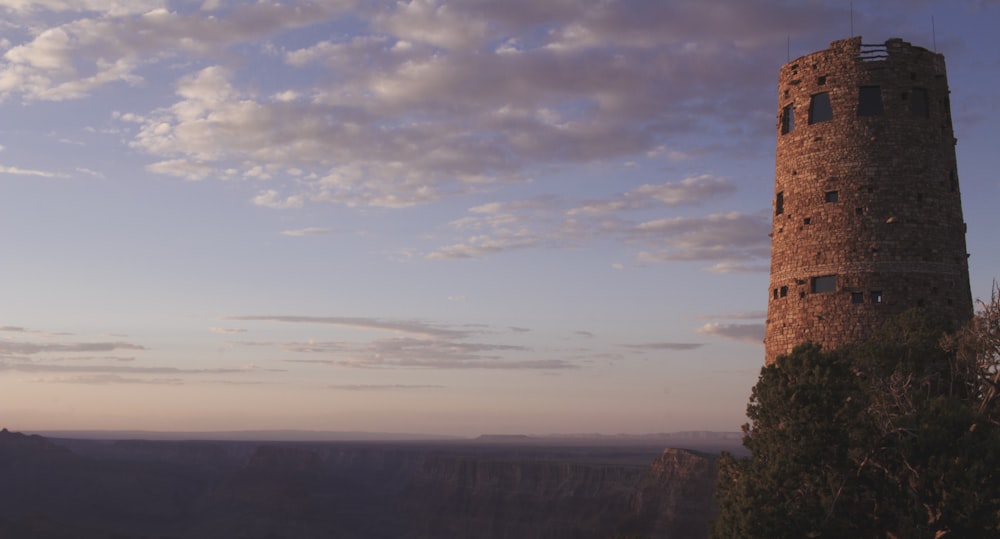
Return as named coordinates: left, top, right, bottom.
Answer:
left=475, top=434, right=533, bottom=441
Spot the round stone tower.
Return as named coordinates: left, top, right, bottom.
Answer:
left=764, top=37, right=972, bottom=364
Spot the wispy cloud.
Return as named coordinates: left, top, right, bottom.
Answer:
left=0, top=340, right=144, bottom=356
left=697, top=323, right=765, bottom=345
left=623, top=342, right=705, bottom=351
left=327, top=384, right=446, bottom=391
left=0, top=361, right=262, bottom=375
left=31, top=374, right=184, bottom=385
left=427, top=188, right=770, bottom=270
left=701, top=311, right=767, bottom=321
left=568, top=175, right=736, bottom=215
left=230, top=315, right=572, bottom=369
left=0, top=164, right=63, bottom=177
left=228, top=315, right=474, bottom=340
left=209, top=327, right=246, bottom=334
left=280, top=227, right=336, bottom=237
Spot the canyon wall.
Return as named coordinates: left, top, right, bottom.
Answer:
left=0, top=429, right=719, bottom=538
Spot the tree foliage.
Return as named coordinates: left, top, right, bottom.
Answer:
left=713, top=295, right=1000, bottom=539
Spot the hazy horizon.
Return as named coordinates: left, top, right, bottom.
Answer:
left=2, top=0, right=999, bottom=437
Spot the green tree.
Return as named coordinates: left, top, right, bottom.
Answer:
left=713, top=306, right=1000, bottom=539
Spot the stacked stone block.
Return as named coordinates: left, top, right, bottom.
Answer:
left=764, top=37, right=972, bottom=364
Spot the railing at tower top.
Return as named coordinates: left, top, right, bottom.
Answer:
left=858, top=43, right=889, bottom=61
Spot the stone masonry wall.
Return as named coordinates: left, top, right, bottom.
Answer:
left=764, top=37, right=973, bottom=364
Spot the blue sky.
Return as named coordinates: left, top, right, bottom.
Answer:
left=1, top=0, right=998, bottom=436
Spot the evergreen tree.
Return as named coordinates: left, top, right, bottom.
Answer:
left=713, top=305, right=1000, bottom=538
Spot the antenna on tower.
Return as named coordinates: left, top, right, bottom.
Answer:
left=850, top=1, right=855, bottom=37
left=932, top=15, right=937, bottom=51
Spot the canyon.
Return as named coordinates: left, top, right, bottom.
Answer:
left=0, top=428, right=729, bottom=538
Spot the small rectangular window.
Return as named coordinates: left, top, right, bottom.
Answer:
left=780, top=286, right=788, bottom=297
left=775, top=191, right=784, bottom=215
left=871, top=290, right=883, bottom=304
left=809, top=92, right=833, bottom=124
left=851, top=292, right=864, bottom=304
left=857, top=86, right=883, bottom=116
left=911, top=88, right=929, bottom=118
left=811, top=275, right=836, bottom=293
left=773, top=288, right=778, bottom=300
left=781, top=104, right=794, bottom=134
left=825, top=190, right=839, bottom=203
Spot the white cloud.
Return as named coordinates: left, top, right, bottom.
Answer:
left=209, top=327, right=246, bottom=334
left=146, top=159, right=214, bottom=180
left=373, top=0, right=492, bottom=50
left=72, top=0, right=843, bottom=210
left=0, top=164, right=61, bottom=177
left=253, top=190, right=304, bottom=209
left=74, top=167, right=105, bottom=178
left=280, top=227, right=336, bottom=237
left=0, top=1, right=163, bottom=15
left=0, top=1, right=354, bottom=102
left=701, top=311, right=767, bottom=321
left=697, top=323, right=765, bottom=345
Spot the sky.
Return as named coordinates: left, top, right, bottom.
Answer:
left=1, top=0, right=998, bottom=438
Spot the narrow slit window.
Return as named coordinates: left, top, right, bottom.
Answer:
left=775, top=191, right=784, bottom=215
left=825, top=190, right=839, bottom=203
left=809, top=92, right=833, bottom=124
left=811, top=275, right=836, bottom=293
left=911, top=88, right=929, bottom=118
left=857, top=86, right=883, bottom=116
left=781, top=104, right=794, bottom=134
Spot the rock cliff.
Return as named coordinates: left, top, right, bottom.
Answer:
left=0, top=430, right=719, bottom=538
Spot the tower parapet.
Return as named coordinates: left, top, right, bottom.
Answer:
left=764, top=37, right=972, bottom=364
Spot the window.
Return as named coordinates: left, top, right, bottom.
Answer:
left=780, top=286, right=788, bottom=297
left=851, top=292, right=864, bottom=304
left=911, top=88, right=929, bottom=118
left=857, top=86, right=883, bottom=116
left=811, top=275, right=836, bottom=293
left=809, top=92, right=833, bottom=124
left=871, top=290, right=883, bottom=304
left=825, top=190, right=839, bottom=203
left=781, top=104, right=794, bottom=134
left=775, top=191, right=784, bottom=215
left=773, top=288, right=778, bottom=300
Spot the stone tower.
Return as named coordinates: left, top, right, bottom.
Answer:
left=764, top=37, right=972, bottom=364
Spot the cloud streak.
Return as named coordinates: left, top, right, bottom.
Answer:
left=697, top=323, right=766, bottom=345
left=228, top=315, right=475, bottom=340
